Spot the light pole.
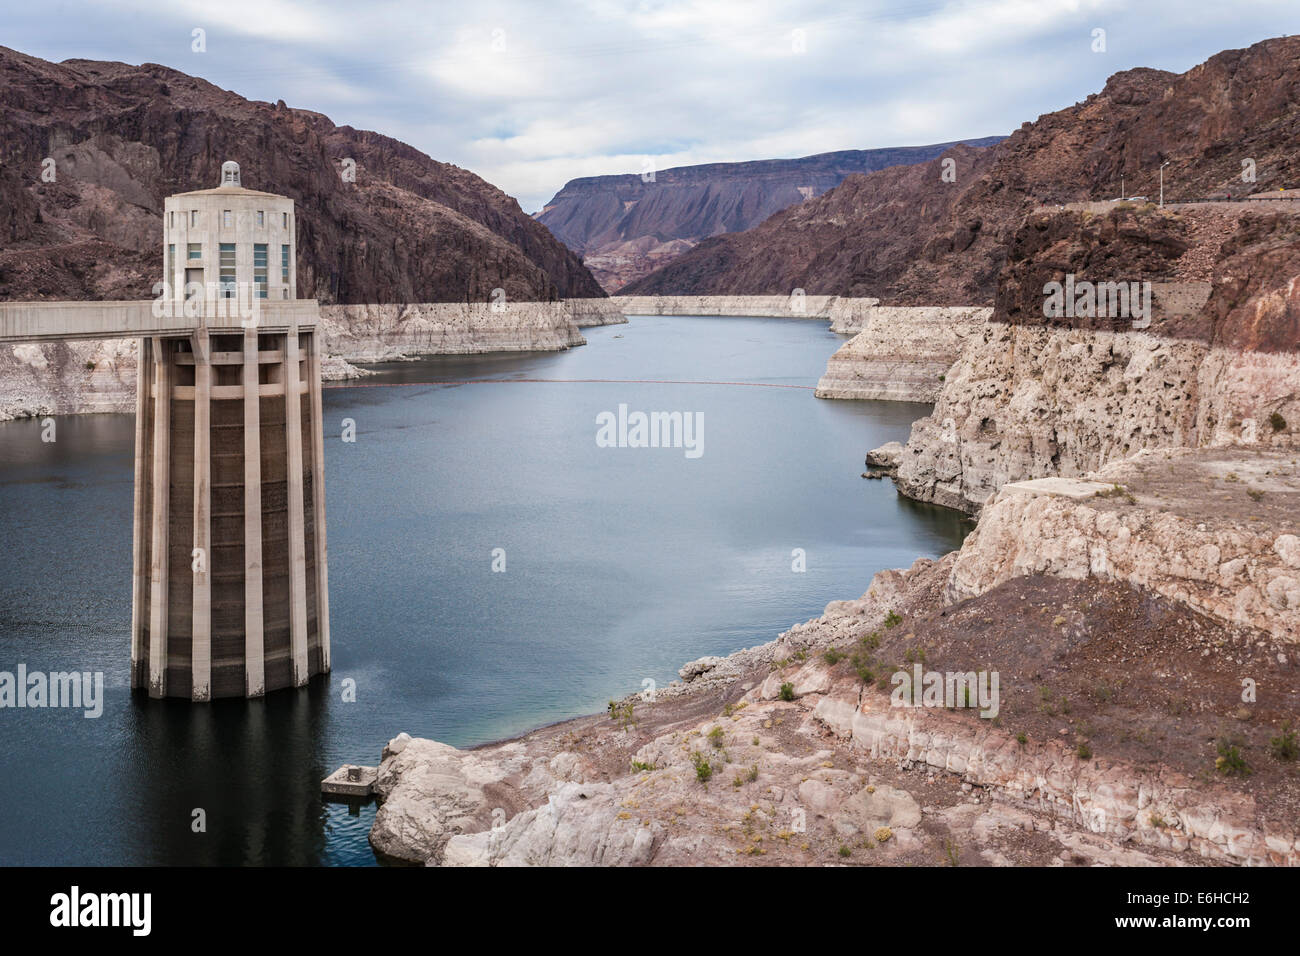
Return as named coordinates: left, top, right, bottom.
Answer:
left=1160, top=161, right=1170, bottom=207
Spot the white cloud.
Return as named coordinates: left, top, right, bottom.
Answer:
left=8, top=0, right=1300, bottom=213
left=113, top=0, right=345, bottom=44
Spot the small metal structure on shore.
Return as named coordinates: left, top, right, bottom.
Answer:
left=321, top=764, right=378, bottom=800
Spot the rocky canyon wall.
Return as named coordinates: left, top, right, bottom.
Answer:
left=0, top=337, right=137, bottom=421
left=537, top=139, right=1003, bottom=292
left=815, top=306, right=991, bottom=402
left=317, top=299, right=624, bottom=362
left=0, top=299, right=626, bottom=421
left=0, top=47, right=606, bottom=304
left=614, top=296, right=996, bottom=404
left=948, top=459, right=1300, bottom=646
left=893, top=324, right=1300, bottom=512
left=892, top=201, right=1300, bottom=513
left=616, top=294, right=841, bottom=317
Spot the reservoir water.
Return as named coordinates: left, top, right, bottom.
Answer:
left=0, top=314, right=968, bottom=865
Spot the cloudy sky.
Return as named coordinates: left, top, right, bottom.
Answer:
left=4, top=0, right=1299, bottom=211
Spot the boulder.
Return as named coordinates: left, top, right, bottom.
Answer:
left=678, top=656, right=727, bottom=681
left=441, top=782, right=664, bottom=867
left=866, top=441, right=905, bottom=470
left=370, top=738, right=502, bottom=864
left=834, top=783, right=923, bottom=837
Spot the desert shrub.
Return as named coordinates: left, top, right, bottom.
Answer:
left=1215, top=738, right=1251, bottom=777
left=691, top=751, right=713, bottom=784
left=1271, top=723, right=1298, bottom=761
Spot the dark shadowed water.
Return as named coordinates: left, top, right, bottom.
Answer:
left=0, top=315, right=968, bottom=865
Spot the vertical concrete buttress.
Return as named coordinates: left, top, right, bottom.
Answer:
left=308, top=330, right=332, bottom=673
left=283, top=326, right=310, bottom=687
left=10, top=166, right=330, bottom=703
left=146, top=338, right=171, bottom=698
left=242, top=327, right=266, bottom=698
left=191, top=328, right=213, bottom=701
left=130, top=337, right=152, bottom=690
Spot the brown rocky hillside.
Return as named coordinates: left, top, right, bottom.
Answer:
left=998, top=203, right=1300, bottom=352
left=0, top=46, right=605, bottom=304
left=622, top=36, right=1300, bottom=306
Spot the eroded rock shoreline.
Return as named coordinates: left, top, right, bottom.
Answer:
left=367, top=446, right=1298, bottom=866
left=6, top=288, right=1295, bottom=868
left=0, top=294, right=967, bottom=420
left=357, top=226, right=1300, bottom=866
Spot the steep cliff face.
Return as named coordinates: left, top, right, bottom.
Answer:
left=317, top=300, right=624, bottom=361
left=0, top=337, right=137, bottom=421
left=894, top=204, right=1300, bottom=512
left=814, top=307, right=991, bottom=402
left=1000, top=205, right=1300, bottom=351
left=0, top=46, right=605, bottom=304
left=951, top=455, right=1300, bottom=646
left=624, top=36, right=1300, bottom=303
left=537, top=139, right=1003, bottom=291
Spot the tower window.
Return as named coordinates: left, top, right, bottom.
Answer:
left=187, top=243, right=202, bottom=260
left=257, top=210, right=265, bottom=228
left=281, top=244, right=290, bottom=283
left=219, top=243, right=236, bottom=298
left=168, top=244, right=176, bottom=283
left=222, top=210, right=233, bottom=228
left=283, top=211, right=289, bottom=229
left=169, top=211, right=174, bottom=228
left=190, top=210, right=198, bottom=227
left=254, top=243, right=268, bottom=299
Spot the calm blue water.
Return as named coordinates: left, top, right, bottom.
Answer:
left=0, top=315, right=968, bottom=865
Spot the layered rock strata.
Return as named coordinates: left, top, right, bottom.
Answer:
left=814, top=306, right=991, bottom=402
left=538, top=139, right=1004, bottom=292
left=616, top=294, right=839, bottom=318
left=894, top=324, right=1300, bottom=513
left=0, top=337, right=137, bottom=421
left=316, top=299, right=624, bottom=362
left=950, top=450, right=1300, bottom=645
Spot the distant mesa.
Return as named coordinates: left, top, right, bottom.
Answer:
left=535, top=138, right=1004, bottom=292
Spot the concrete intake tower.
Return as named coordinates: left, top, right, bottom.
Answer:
left=0, top=161, right=333, bottom=701
left=133, top=162, right=331, bottom=699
